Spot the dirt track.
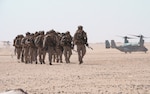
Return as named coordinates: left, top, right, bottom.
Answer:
left=0, top=44, right=150, bottom=94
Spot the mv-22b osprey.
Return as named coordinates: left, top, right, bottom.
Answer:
left=105, top=35, right=148, bottom=53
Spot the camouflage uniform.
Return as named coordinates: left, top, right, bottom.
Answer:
left=28, top=33, right=38, bottom=64
left=55, top=32, right=63, bottom=63
left=35, top=31, right=46, bottom=64
left=43, top=30, right=58, bottom=65
left=73, top=26, right=88, bottom=64
left=61, top=31, right=73, bottom=63
left=13, top=35, right=24, bottom=62
left=21, top=32, right=31, bottom=64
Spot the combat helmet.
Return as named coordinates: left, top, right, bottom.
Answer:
left=78, top=25, right=83, bottom=30
left=26, top=32, right=30, bottom=36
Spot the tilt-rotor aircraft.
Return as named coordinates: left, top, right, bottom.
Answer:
left=105, top=35, right=148, bottom=53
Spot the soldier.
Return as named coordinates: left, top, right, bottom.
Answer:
left=28, top=33, right=38, bottom=64
left=43, top=30, right=58, bottom=65
left=35, top=31, right=46, bottom=64
left=73, top=25, right=88, bottom=64
left=21, top=32, right=31, bottom=64
left=13, top=35, right=20, bottom=57
left=55, top=32, right=63, bottom=63
left=13, top=34, right=24, bottom=62
left=61, top=31, right=73, bottom=63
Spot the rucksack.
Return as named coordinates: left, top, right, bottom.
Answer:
left=61, top=35, right=72, bottom=46
left=44, top=34, right=56, bottom=47
left=21, top=38, right=26, bottom=45
left=15, top=38, right=21, bottom=47
left=35, top=35, right=43, bottom=47
left=21, top=37, right=30, bottom=47
left=28, top=38, right=36, bottom=47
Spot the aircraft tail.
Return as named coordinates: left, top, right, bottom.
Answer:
left=111, top=40, right=116, bottom=48
left=105, top=40, right=110, bottom=48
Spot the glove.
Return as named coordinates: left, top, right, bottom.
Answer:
left=86, top=43, right=89, bottom=47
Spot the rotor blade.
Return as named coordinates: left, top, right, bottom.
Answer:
left=143, top=37, right=150, bottom=38
left=116, top=35, right=134, bottom=39
left=128, top=34, right=150, bottom=38
left=127, top=37, right=135, bottom=39
left=128, top=34, right=140, bottom=37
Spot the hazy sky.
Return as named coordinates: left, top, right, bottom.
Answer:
left=0, top=0, right=150, bottom=43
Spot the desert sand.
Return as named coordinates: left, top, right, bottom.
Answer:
left=0, top=43, right=150, bottom=94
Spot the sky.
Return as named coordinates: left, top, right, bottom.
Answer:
left=0, top=0, right=150, bottom=43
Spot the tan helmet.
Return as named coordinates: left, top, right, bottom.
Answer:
left=49, top=29, right=55, bottom=33
left=78, top=25, right=83, bottom=29
left=40, top=31, right=45, bottom=35
left=65, top=31, right=70, bottom=34
left=26, top=32, right=30, bottom=36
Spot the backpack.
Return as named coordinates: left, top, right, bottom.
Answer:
left=21, top=37, right=29, bottom=47
left=61, top=35, right=72, bottom=46
left=35, top=35, right=43, bottom=47
left=43, top=34, right=56, bottom=47
left=21, top=38, right=26, bottom=45
left=28, top=38, right=36, bottom=47
left=15, top=38, right=21, bottom=47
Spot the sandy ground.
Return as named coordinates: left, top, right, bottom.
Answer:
left=0, top=43, right=150, bottom=94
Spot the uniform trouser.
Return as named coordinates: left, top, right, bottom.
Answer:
left=16, top=47, right=22, bottom=60
left=37, top=47, right=46, bottom=64
left=29, top=47, right=37, bottom=64
left=76, top=44, right=86, bottom=63
left=47, top=47, right=55, bottom=65
left=63, top=46, right=72, bottom=63
left=21, top=49, right=24, bottom=62
left=56, top=48, right=63, bottom=63
left=52, top=53, right=56, bottom=62
left=23, top=47, right=29, bottom=63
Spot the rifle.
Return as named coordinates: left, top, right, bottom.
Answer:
left=87, top=46, right=93, bottom=50
left=86, top=43, right=93, bottom=50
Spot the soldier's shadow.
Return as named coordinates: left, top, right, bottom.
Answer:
left=66, top=62, right=101, bottom=65
left=43, top=62, right=101, bottom=65
left=82, top=63, right=101, bottom=65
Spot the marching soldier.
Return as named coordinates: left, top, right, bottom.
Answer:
left=55, top=32, right=63, bottom=63
left=43, top=30, right=58, bottom=65
left=28, top=33, right=37, bottom=64
left=73, top=25, right=88, bottom=64
left=21, top=32, right=31, bottom=64
left=35, top=31, right=46, bottom=64
left=61, top=31, right=73, bottom=63
left=13, top=34, right=24, bottom=62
